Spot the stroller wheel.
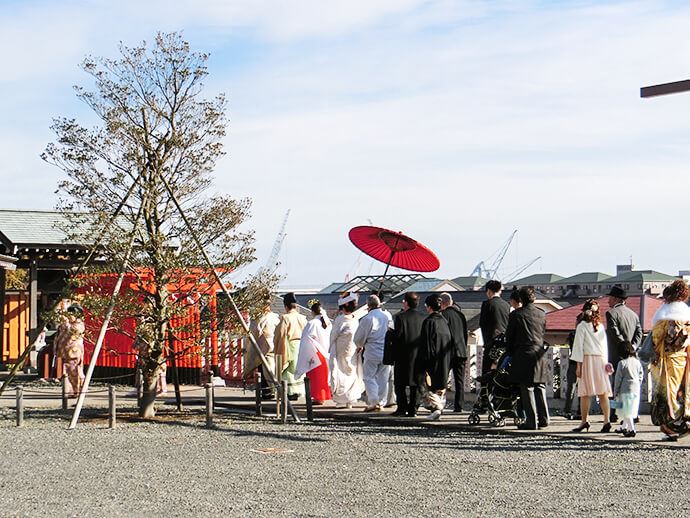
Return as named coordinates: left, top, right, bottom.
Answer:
left=513, top=417, right=525, bottom=426
left=494, top=418, right=506, bottom=428
left=468, top=414, right=480, bottom=425
left=487, top=413, right=496, bottom=424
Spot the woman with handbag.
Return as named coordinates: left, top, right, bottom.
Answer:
left=648, top=280, right=690, bottom=441
left=571, top=299, right=612, bottom=433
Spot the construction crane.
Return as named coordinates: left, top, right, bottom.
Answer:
left=503, top=256, right=542, bottom=284
left=262, top=209, right=290, bottom=275
left=470, top=230, right=517, bottom=280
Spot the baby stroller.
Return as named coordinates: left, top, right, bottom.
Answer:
left=468, top=344, right=524, bottom=427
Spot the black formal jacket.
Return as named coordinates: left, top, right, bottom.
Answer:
left=506, top=303, right=549, bottom=385
left=479, top=296, right=510, bottom=349
left=384, top=308, right=425, bottom=386
left=420, top=311, right=453, bottom=391
left=441, top=304, right=468, bottom=359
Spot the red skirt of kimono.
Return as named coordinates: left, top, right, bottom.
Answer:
left=307, top=350, right=331, bottom=403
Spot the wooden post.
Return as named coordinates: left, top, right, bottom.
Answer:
left=209, top=292, right=219, bottom=376
left=205, top=383, right=214, bottom=428
left=255, top=371, right=263, bottom=417
left=281, top=380, right=288, bottom=425
left=304, top=376, right=314, bottom=422
left=61, top=375, right=68, bottom=411
left=0, top=268, right=5, bottom=363
left=108, top=385, right=116, bottom=429
left=28, top=257, right=38, bottom=349
left=275, top=354, right=283, bottom=418
left=16, top=386, right=23, bottom=427
left=168, top=333, right=182, bottom=411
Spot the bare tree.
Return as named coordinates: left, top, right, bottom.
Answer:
left=44, top=32, right=275, bottom=418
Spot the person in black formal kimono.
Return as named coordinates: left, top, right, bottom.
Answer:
left=419, top=294, right=453, bottom=421
left=385, top=292, right=426, bottom=417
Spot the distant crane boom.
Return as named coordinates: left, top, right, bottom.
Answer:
left=470, top=230, right=517, bottom=280
left=504, top=256, right=542, bottom=284
left=263, top=209, right=290, bottom=274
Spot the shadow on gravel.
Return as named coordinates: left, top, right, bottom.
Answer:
left=316, top=419, right=670, bottom=452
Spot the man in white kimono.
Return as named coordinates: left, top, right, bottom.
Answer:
left=354, top=294, right=393, bottom=412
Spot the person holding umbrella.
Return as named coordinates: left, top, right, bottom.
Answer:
left=386, top=291, right=426, bottom=417
left=354, top=294, right=393, bottom=412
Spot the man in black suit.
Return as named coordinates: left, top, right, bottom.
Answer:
left=506, top=287, right=549, bottom=430
left=440, top=292, right=468, bottom=412
left=479, top=280, right=510, bottom=375
left=385, top=292, right=426, bottom=417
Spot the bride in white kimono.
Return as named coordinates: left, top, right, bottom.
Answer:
left=329, top=292, right=364, bottom=408
left=295, top=301, right=332, bottom=404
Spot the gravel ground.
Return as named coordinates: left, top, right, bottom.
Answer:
left=0, top=408, right=686, bottom=517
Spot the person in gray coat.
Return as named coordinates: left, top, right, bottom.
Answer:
left=613, top=341, right=644, bottom=437
left=506, top=287, right=550, bottom=430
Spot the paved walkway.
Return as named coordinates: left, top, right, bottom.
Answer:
left=2, top=382, right=687, bottom=447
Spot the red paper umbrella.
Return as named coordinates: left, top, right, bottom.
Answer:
left=348, top=225, right=440, bottom=293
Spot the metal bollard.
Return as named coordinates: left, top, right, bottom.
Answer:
left=205, top=383, right=214, bottom=428
left=304, top=376, right=314, bottom=422
left=281, top=380, right=288, bottom=424
left=108, top=385, right=116, bottom=429
left=255, top=371, right=263, bottom=417
left=16, top=386, right=24, bottom=427
left=61, top=375, right=68, bottom=411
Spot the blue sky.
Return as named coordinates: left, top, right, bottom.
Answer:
left=2, top=1, right=690, bottom=287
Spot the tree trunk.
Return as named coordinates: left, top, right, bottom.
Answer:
left=139, top=364, right=160, bottom=418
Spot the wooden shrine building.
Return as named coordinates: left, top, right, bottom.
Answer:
left=0, top=209, right=90, bottom=365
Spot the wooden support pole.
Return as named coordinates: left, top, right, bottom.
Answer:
left=61, top=375, right=68, bottom=411
left=304, top=376, right=314, bottom=422
left=0, top=342, right=35, bottom=397
left=157, top=171, right=300, bottom=422
left=168, top=333, right=182, bottom=411
left=0, top=268, right=6, bottom=364
left=68, top=202, right=144, bottom=430
left=205, top=383, right=214, bottom=428
left=209, top=291, right=219, bottom=376
left=108, top=385, right=116, bottom=429
left=16, top=386, right=23, bottom=427
left=28, top=257, right=38, bottom=347
left=281, top=380, right=288, bottom=425
left=255, top=371, right=263, bottom=417
left=275, top=354, right=283, bottom=418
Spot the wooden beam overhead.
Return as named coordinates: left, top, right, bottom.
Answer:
left=641, top=79, right=690, bottom=98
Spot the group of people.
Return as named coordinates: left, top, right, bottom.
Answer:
left=249, top=290, right=469, bottom=420
left=248, top=278, right=690, bottom=440
left=557, top=280, right=690, bottom=441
